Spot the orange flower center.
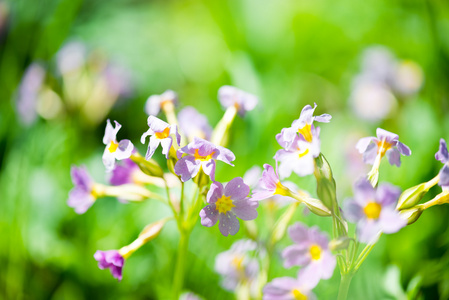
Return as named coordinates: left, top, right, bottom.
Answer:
left=298, top=123, right=313, bottom=142
left=108, top=141, right=119, bottom=153
left=376, top=139, right=392, bottom=156
left=194, top=149, right=214, bottom=161
left=155, top=127, right=171, bottom=139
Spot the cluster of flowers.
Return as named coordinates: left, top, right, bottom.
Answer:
left=69, top=83, right=448, bottom=299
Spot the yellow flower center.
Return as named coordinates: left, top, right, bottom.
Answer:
left=377, top=139, right=392, bottom=156
left=275, top=181, right=289, bottom=196
left=108, top=141, right=119, bottom=153
left=297, top=147, right=310, bottom=158
left=364, top=202, right=382, bottom=219
left=292, top=289, right=307, bottom=300
left=216, top=194, right=235, bottom=214
left=155, top=127, right=171, bottom=139
left=298, top=123, right=313, bottom=142
left=231, top=255, right=244, bottom=271
left=194, top=149, right=214, bottom=161
left=309, top=244, right=322, bottom=261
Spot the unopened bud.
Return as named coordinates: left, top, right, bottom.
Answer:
left=399, top=206, right=423, bottom=225
left=303, top=197, right=331, bottom=217
left=396, top=183, right=427, bottom=210
left=314, top=154, right=337, bottom=212
left=130, top=152, right=164, bottom=178
left=329, top=237, right=352, bottom=251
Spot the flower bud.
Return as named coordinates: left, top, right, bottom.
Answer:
left=399, top=206, right=423, bottom=225
left=314, top=154, right=337, bottom=212
left=270, top=202, right=300, bottom=245
left=329, top=237, right=352, bottom=251
left=396, top=183, right=428, bottom=210
left=130, top=152, right=164, bottom=178
left=302, top=197, right=332, bottom=217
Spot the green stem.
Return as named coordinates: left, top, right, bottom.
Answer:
left=172, top=229, right=191, bottom=300
left=354, top=243, right=376, bottom=271
left=337, top=273, right=354, bottom=300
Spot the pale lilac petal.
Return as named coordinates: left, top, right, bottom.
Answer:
left=243, top=166, right=262, bottom=189
left=218, top=212, right=240, bottom=236
left=309, top=227, right=329, bottom=249
left=170, top=124, right=181, bottom=146
left=356, top=137, right=375, bottom=153
left=94, top=250, right=125, bottom=281
left=386, top=148, right=401, bottom=167
left=207, top=181, right=224, bottom=204
left=114, top=139, right=134, bottom=160
left=397, top=141, right=411, bottom=156
left=287, top=223, right=309, bottom=245
left=103, top=119, right=121, bottom=145
left=263, top=277, right=298, bottom=298
left=178, top=106, right=213, bottom=141
left=275, top=150, right=296, bottom=179
left=299, top=104, right=315, bottom=124
left=232, top=199, right=258, bottom=221
left=319, top=251, right=337, bottom=279
left=378, top=208, right=406, bottom=233
left=363, top=142, right=378, bottom=165
left=216, top=146, right=236, bottom=166
left=353, top=178, right=376, bottom=205
left=160, top=137, right=173, bottom=159
left=103, top=150, right=116, bottom=172
left=174, top=156, right=201, bottom=182
left=68, top=190, right=95, bottom=214
left=140, top=127, right=154, bottom=144
left=148, top=115, right=169, bottom=132
left=299, top=263, right=322, bottom=289
left=314, top=113, right=332, bottom=123
left=297, top=268, right=320, bottom=290
left=70, top=166, right=92, bottom=190
left=282, top=245, right=310, bottom=268
left=376, top=183, right=401, bottom=207
left=201, top=160, right=216, bottom=181
left=436, top=139, right=449, bottom=164
left=145, top=95, right=162, bottom=116
left=439, top=165, right=449, bottom=188
left=342, top=200, right=364, bottom=223
left=145, top=135, right=161, bottom=160
left=224, top=177, right=250, bottom=200
left=251, top=190, right=275, bottom=201
left=357, top=219, right=382, bottom=243
left=200, top=204, right=219, bottom=227
left=376, top=128, right=398, bottom=145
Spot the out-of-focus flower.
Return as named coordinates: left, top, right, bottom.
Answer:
left=102, top=120, right=134, bottom=172
left=215, top=239, right=259, bottom=291
left=178, top=106, right=213, bottom=141
left=16, top=63, right=46, bottom=125
left=179, top=292, right=204, bottom=300
left=252, top=164, right=289, bottom=200
left=393, top=60, right=424, bottom=96
left=218, top=85, right=258, bottom=116
left=356, top=128, right=411, bottom=167
left=145, top=90, right=178, bottom=116
left=275, top=133, right=321, bottom=178
left=109, top=159, right=140, bottom=186
left=68, top=166, right=101, bottom=214
left=243, top=165, right=262, bottom=189
left=435, top=138, right=449, bottom=189
left=174, top=137, right=235, bottom=182
left=343, top=178, right=406, bottom=243
left=141, top=116, right=181, bottom=160
left=282, top=223, right=336, bottom=283
left=263, top=270, right=318, bottom=300
left=94, top=250, right=125, bottom=281
left=102, top=63, right=133, bottom=98
left=56, top=41, right=87, bottom=75
left=277, top=103, right=331, bottom=149
left=200, top=178, right=258, bottom=236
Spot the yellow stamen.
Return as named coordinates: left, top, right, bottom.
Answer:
left=155, top=127, right=170, bottom=139
left=292, top=289, right=307, bottom=300
left=364, top=202, right=382, bottom=219
left=216, top=195, right=235, bottom=214
left=377, top=139, right=392, bottom=156
left=231, top=255, right=244, bottom=271
left=298, top=148, right=309, bottom=158
left=194, top=149, right=214, bottom=161
left=275, top=181, right=289, bottom=196
left=298, top=123, right=313, bottom=142
left=309, top=244, right=322, bottom=261
left=108, top=141, right=119, bottom=153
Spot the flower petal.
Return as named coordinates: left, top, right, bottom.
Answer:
left=200, top=204, right=219, bottom=227
left=386, top=148, right=401, bottom=167
left=174, top=156, right=201, bottom=182
left=224, top=177, right=250, bottom=201
left=115, top=139, right=134, bottom=160
left=232, top=199, right=258, bottom=221
left=145, top=135, right=161, bottom=160
left=436, top=139, right=449, bottom=164
left=218, top=212, right=240, bottom=236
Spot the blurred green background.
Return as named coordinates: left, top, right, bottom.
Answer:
left=1, top=0, right=449, bottom=299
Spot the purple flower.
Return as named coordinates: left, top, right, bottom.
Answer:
left=252, top=164, right=289, bottom=200
left=356, top=128, right=411, bottom=167
left=94, top=250, right=125, bottom=281
left=215, top=239, right=259, bottom=291
left=16, top=63, right=46, bottom=125
left=218, top=85, right=258, bottom=116
left=174, top=137, right=235, bottom=182
left=144, top=90, right=178, bottom=116
left=243, top=165, right=262, bottom=189
left=343, top=178, right=406, bottom=243
left=68, top=166, right=96, bottom=214
left=435, top=138, right=449, bottom=189
left=275, top=133, right=321, bottom=179
left=109, top=159, right=139, bottom=186
left=178, top=106, right=213, bottom=141
left=282, top=223, right=336, bottom=284
left=200, top=178, right=258, bottom=236
left=141, top=116, right=181, bottom=160
left=103, top=120, right=134, bottom=172
left=277, top=103, right=331, bottom=150
left=263, top=270, right=318, bottom=300
left=56, top=41, right=87, bottom=74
